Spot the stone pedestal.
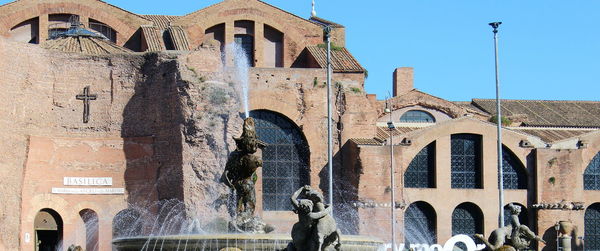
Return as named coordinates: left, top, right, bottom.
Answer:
left=559, top=236, right=572, bottom=251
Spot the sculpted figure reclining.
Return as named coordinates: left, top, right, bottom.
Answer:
left=475, top=203, right=545, bottom=251
left=288, top=185, right=341, bottom=251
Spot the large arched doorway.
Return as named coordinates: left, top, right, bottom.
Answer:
left=79, top=209, right=99, bottom=251
left=249, top=110, right=310, bottom=211
left=34, top=209, right=63, bottom=251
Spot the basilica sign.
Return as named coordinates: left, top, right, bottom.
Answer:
left=52, top=177, right=123, bottom=195
left=63, top=177, right=112, bottom=186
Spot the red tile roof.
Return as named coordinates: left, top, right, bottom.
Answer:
left=306, top=46, right=364, bottom=73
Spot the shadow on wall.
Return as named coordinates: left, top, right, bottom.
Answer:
left=319, top=141, right=360, bottom=235
left=120, top=53, right=186, bottom=230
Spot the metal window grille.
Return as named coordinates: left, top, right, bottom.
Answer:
left=585, top=204, right=600, bottom=251
left=452, top=204, right=483, bottom=250
left=399, top=110, right=436, bottom=123
left=250, top=110, right=310, bottom=211
left=451, top=134, right=482, bottom=189
left=584, top=152, right=600, bottom=190
left=501, top=146, right=528, bottom=189
left=404, top=202, right=437, bottom=244
left=404, top=143, right=435, bottom=188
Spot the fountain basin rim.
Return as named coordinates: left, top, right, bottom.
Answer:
left=113, top=233, right=384, bottom=243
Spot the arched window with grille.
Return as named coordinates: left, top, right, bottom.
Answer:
left=585, top=203, right=600, bottom=251
left=404, top=142, right=436, bottom=188
left=400, top=110, right=436, bottom=123
left=584, top=152, right=600, bottom=190
left=452, top=203, right=483, bottom=245
left=250, top=110, right=310, bottom=211
left=502, top=146, right=527, bottom=189
left=451, top=134, right=482, bottom=189
left=404, top=202, right=437, bottom=244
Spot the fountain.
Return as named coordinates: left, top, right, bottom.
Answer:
left=112, top=43, right=385, bottom=250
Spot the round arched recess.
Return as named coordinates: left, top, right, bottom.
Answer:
left=501, top=145, right=527, bottom=189
left=249, top=109, right=310, bottom=211
left=585, top=203, right=600, bottom=250
left=404, top=201, right=437, bottom=245
left=503, top=203, right=528, bottom=227
left=79, top=209, right=99, bottom=251
left=34, top=208, right=63, bottom=251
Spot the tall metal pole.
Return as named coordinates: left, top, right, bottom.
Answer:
left=325, top=25, right=334, bottom=212
left=387, top=102, right=397, bottom=251
left=489, top=21, right=504, bottom=227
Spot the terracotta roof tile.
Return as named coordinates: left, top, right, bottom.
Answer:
left=140, top=25, right=164, bottom=52
left=349, top=138, right=383, bottom=146
left=142, top=15, right=180, bottom=29
left=166, top=26, right=190, bottom=51
left=374, top=126, right=421, bottom=142
left=306, top=46, right=364, bottom=73
left=309, top=16, right=344, bottom=28
left=42, top=36, right=132, bottom=55
left=512, top=128, right=597, bottom=143
left=472, top=99, right=600, bottom=128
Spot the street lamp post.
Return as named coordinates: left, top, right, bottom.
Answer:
left=324, top=25, right=334, bottom=212
left=489, top=21, right=505, bottom=227
left=385, top=101, right=397, bottom=251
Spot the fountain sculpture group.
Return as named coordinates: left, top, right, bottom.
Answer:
left=475, top=204, right=545, bottom=251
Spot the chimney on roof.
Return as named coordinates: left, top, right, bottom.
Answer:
left=393, top=67, right=414, bottom=97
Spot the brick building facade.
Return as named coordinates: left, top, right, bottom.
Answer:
left=0, top=0, right=598, bottom=250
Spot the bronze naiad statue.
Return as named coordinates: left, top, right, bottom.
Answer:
left=475, top=204, right=545, bottom=251
left=221, top=117, right=273, bottom=233
left=287, top=185, right=341, bottom=251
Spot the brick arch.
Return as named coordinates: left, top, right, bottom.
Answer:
left=0, top=2, right=149, bottom=45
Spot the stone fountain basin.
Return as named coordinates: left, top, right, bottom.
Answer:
left=113, top=233, right=384, bottom=251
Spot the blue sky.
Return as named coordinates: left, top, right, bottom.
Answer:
left=4, top=0, right=599, bottom=101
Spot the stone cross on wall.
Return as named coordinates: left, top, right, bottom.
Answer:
left=76, top=86, right=97, bottom=123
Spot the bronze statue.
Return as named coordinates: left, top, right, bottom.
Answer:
left=221, top=117, right=272, bottom=233
left=288, top=185, right=341, bottom=251
left=475, top=204, right=545, bottom=251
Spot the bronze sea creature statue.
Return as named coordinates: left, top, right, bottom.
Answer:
left=221, top=117, right=273, bottom=233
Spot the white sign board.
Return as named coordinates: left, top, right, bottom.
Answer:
left=52, top=187, right=124, bottom=195
left=63, top=177, right=113, bottom=186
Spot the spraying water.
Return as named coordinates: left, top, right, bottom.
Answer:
left=225, top=43, right=251, bottom=118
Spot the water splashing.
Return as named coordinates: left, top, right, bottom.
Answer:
left=226, top=43, right=251, bottom=118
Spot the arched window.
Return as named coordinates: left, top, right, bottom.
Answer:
left=451, top=134, right=482, bottom=189
left=79, top=209, right=99, bottom=251
left=34, top=209, right=63, bottom=251
left=502, top=146, right=527, bottom=189
left=585, top=203, right=600, bottom=250
left=400, top=110, right=436, bottom=123
left=250, top=110, right=310, bottom=211
left=404, top=202, right=437, bottom=244
left=503, top=203, right=528, bottom=227
left=584, top=152, right=600, bottom=190
left=452, top=203, right=483, bottom=245
left=405, top=142, right=436, bottom=188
